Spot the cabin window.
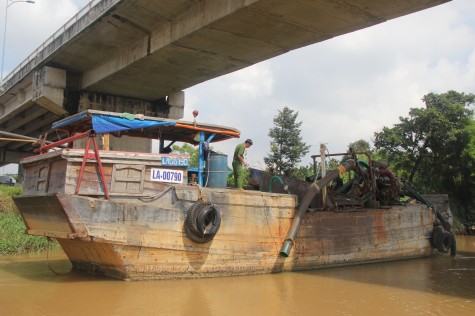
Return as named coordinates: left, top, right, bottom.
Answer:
left=111, top=164, right=145, bottom=194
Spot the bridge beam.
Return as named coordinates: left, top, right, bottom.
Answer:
left=0, top=0, right=450, bottom=163
left=0, top=63, right=184, bottom=164
left=81, top=0, right=263, bottom=98
left=0, top=150, right=31, bottom=164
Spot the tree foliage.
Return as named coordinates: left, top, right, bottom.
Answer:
left=349, top=139, right=371, bottom=153
left=292, top=164, right=314, bottom=181
left=346, top=139, right=372, bottom=163
left=374, top=90, right=475, bottom=216
left=264, top=106, right=310, bottom=178
left=171, top=143, right=199, bottom=168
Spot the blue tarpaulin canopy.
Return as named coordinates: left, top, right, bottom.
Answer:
left=53, top=112, right=175, bottom=133
left=90, top=115, right=175, bottom=133
left=51, top=110, right=240, bottom=144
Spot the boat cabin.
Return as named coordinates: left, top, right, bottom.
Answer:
left=21, top=110, right=240, bottom=198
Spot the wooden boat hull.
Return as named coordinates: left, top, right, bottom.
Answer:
left=14, top=189, right=434, bottom=281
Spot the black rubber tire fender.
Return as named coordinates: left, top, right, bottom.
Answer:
left=436, top=229, right=452, bottom=253
left=185, top=201, right=221, bottom=243
left=185, top=201, right=206, bottom=236
left=450, top=230, right=457, bottom=257
left=430, top=226, right=443, bottom=248
left=196, top=204, right=221, bottom=236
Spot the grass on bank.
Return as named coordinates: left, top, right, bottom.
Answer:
left=0, top=185, right=56, bottom=255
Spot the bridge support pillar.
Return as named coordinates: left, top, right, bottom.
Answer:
left=74, top=90, right=185, bottom=153
left=168, top=91, right=184, bottom=120
left=32, top=66, right=68, bottom=115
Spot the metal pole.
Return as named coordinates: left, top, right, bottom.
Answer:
left=1, top=1, right=9, bottom=83
left=1, top=1, right=35, bottom=84
left=320, top=143, right=327, bottom=207
left=198, top=131, right=204, bottom=186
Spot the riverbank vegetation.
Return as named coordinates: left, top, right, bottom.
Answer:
left=0, top=185, right=54, bottom=255
left=270, top=91, right=474, bottom=230
left=374, top=91, right=475, bottom=225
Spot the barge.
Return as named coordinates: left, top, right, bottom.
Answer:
left=13, top=110, right=453, bottom=280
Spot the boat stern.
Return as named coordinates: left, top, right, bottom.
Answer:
left=13, top=194, right=88, bottom=239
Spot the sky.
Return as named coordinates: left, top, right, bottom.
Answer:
left=1, top=0, right=475, bottom=174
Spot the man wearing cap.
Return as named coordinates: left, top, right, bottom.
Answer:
left=233, top=139, right=253, bottom=190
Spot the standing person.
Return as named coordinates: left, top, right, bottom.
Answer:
left=232, top=139, right=253, bottom=190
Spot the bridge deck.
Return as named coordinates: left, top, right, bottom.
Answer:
left=0, top=0, right=450, bottom=165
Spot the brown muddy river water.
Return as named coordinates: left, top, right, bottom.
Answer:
left=1, top=236, right=474, bottom=316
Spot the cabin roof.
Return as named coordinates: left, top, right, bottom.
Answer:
left=52, top=110, right=240, bottom=144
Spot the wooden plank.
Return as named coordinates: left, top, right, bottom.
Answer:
left=26, top=229, right=78, bottom=239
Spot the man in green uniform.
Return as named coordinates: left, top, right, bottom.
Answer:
left=233, top=139, right=253, bottom=189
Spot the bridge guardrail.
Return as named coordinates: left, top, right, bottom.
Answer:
left=1, top=0, right=119, bottom=93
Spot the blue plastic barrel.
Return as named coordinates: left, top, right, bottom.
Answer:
left=205, top=153, right=228, bottom=188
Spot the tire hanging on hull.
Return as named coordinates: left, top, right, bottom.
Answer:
left=431, top=225, right=452, bottom=254
left=185, top=201, right=221, bottom=243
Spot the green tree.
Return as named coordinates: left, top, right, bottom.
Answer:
left=171, top=143, right=199, bottom=167
left=349, top=139, right=371, bottom=152
left=464, top=120, right=475, bottom=176
left=345, top=139, right=372, bottom=164
left=293, top=164, right=314, bottom=181
left=373, top=90, right=475, bottom=216
left=264, top=106, right=310, bottom=177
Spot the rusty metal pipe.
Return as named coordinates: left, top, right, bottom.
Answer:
left=0, top=130, right=56, bottom=144
left=280, top=160, right=356, bottom=257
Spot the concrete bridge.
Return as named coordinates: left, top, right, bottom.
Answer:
left=0, top=0, right=449, bottom=165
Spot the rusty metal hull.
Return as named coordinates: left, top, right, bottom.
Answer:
left=14, top=188, right=434, bottom=281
